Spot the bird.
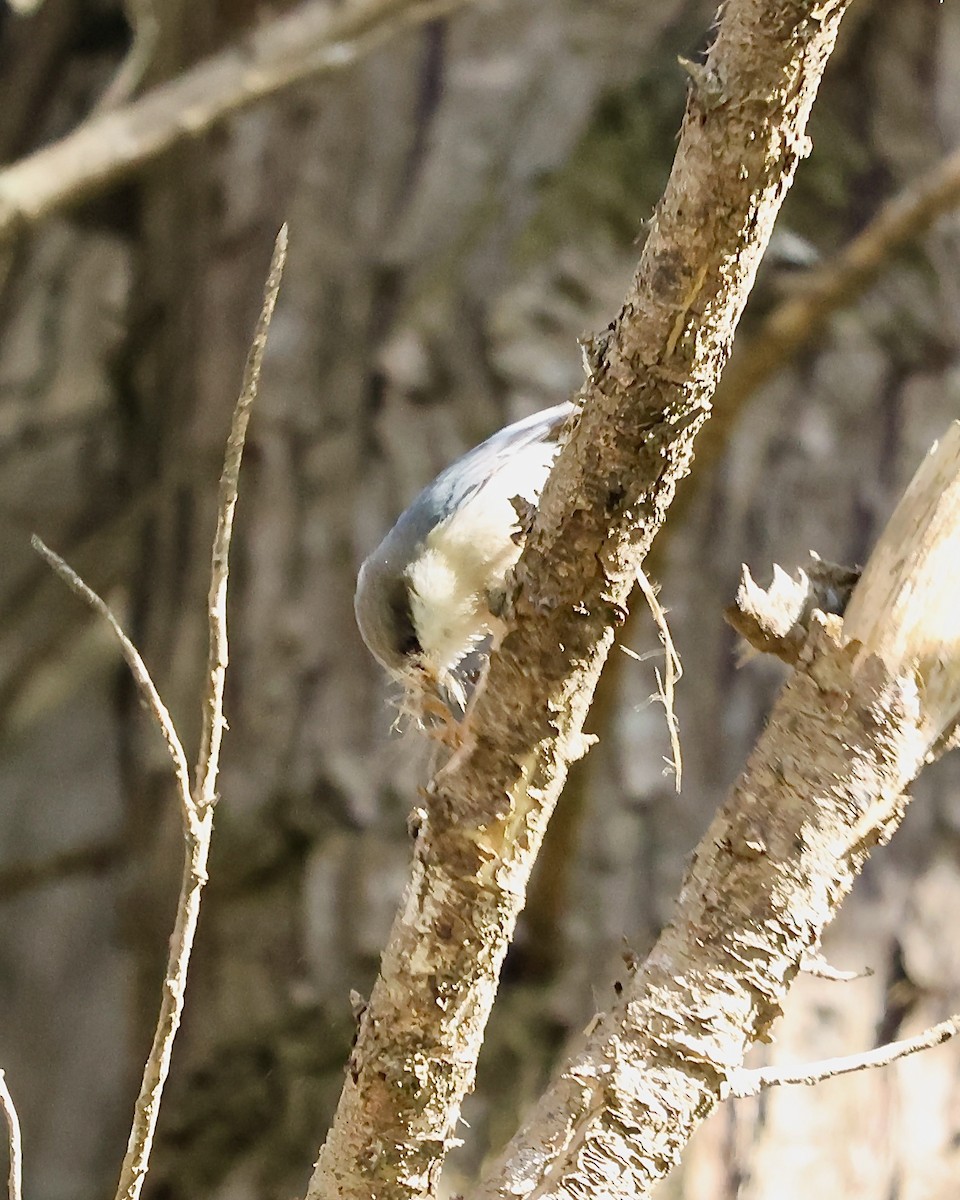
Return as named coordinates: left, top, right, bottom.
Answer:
left=355, top=401, right=575, bottom=725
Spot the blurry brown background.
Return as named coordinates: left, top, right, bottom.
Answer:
left=2, top=1, right=960, bottom=1197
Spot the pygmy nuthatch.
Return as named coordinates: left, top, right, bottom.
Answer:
left=355, top=401, right=574, bottom=715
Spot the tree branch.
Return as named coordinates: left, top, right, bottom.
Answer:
left=476, top=425, right=960, bottom=1199
left=0, top=0, right=465, bottom=244
left=93, top=0, right=162, bottom=113
left=307, top=3, right=854, bottom=1198
left=0, top=1070, right=22, bottom=1200
left=726, top=1013, right=960, bottom=1099
left=32, top=230, right=286, bottom=1200
left=652, top=140, right=960, bottom=559
left=725, top=141, right=960, bottom=407
left=30, top=536, right=194, bottom=829
left=111, top=226, right=286, bottom=1200
left=193, top=224, right=286, bottom=812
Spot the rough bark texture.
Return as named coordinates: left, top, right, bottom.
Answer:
left=309, top=2, right=852, bottom=1197
left=3, top=2, right=960, bottom=1200
left=479, top=617, right=929, bottom=1198
left=480, top=411, right=960, bottom=1195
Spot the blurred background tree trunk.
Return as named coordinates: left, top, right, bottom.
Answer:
left=2, top=0, right=960, bottom=1197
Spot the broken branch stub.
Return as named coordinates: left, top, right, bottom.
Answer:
left=726, top=554, right=860, bottom=663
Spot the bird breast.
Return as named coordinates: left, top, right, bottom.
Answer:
left=405, top=485, right=523, bottom=678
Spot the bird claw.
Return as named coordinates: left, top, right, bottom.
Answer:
left=419, top=692, right=463, bottom=748
left=392, top=664, right=464, bottom=747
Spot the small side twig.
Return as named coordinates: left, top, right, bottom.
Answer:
left=193, top=223, right=287, bottom=811
left=631, top=569, right=683, bottom=791
left=32, top=227, right=287, bottom=1200
left=725, top=1013, right=960, bottom=1098
left=30, top=537, right=194, bottom=829
left=0, top=1070, right=22, bottom=1200
left=799, top=949, right=872, bottom=982
left=94, top=0, right=161, bottom=112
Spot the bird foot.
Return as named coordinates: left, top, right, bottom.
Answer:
left=420, top=693, right=463, bottom=748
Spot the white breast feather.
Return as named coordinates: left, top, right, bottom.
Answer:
left=405, top=435, right=559, bottom=677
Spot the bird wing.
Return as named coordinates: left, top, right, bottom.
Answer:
left=412, top=400, right=574, bottom=528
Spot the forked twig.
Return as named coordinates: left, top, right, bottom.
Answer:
left=30, top=537, right=194, bottom=830
left=31, top=227, right=288, bottom=1200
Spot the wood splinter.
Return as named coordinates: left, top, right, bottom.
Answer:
left=724, top=553, right=860, bottom=664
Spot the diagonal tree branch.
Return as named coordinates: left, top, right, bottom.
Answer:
left=477, top=422, right=960, bottom=1199
left=723, top=141, right=960, bottom=410
left=651, top=139, right=960, bottom=560
left=307, top=3, right=855, bottom=1199
left=0, top=0, right=465, bottom=245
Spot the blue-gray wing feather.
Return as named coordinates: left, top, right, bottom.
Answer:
left=355, top=401, right=574, bottom=673
left=391, top=400, right=574, bottom=546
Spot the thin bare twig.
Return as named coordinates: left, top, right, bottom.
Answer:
left=30, top=536, right=195, bottom=830
left=113, top=837, right=211, bottom=1200
left=193, top=223, right=287, bottom=811
left=726, top=1014, right=960, bottom=1098
left=32, top=230, right=287, bottom=1200
left=0, top=1072, right=22, bottom=1200
left=94, top=0, right=161, bottom=112
left=111, top=226, right=287, bottom=1200
left=626, top=571, right=683, bottom=790
left=0, top=0, right=465, bottom=245
left=27, top=543, right=202, bottom=1200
